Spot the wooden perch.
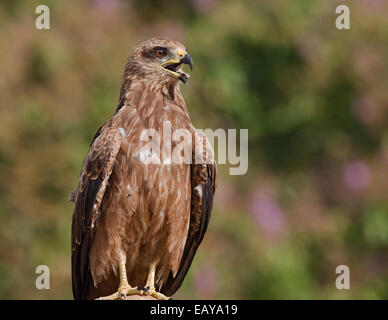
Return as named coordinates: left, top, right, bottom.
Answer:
left=124, top=294, right=159, bottom=300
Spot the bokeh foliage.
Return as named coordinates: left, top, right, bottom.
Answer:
left=1, top=0, right=388, bottom=299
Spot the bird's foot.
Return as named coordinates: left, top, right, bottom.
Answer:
left=142, top=285, right=170, bottom=300
left=96, top=284, right=145, bottom=300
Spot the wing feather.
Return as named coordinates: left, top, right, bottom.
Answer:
left=71, top=125, right=121, bottom=300
left=161, top=133, right=217, bottom=296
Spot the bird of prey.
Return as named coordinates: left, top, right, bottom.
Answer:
left=70, top=37, right=217, bottom=300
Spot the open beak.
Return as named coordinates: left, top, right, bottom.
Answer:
left=161, top=51, right=194, bottom=84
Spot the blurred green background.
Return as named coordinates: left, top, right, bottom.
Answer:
left=1, top=0, right=388, bottom=299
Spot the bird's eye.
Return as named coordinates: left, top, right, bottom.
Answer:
left=154, top=47, right=167, bottom=58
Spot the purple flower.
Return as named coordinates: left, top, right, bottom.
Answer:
left=344, top=161, right=371, bottom=190
left=194, top=266, right=217, bottom=298
left=249, top=188, right=286, bottom=237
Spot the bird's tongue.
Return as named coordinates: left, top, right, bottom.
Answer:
left=164, top=62, right=191, bottom=84
left=178, top=71, right=189, bottom=84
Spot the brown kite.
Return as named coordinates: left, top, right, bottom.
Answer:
left=70, top=38, right=217, bottom=300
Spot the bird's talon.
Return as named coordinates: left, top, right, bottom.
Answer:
left=97, top=284, right=146, bottom=300
left=146, top=287, right=169, bottom=300
left=136, top=286, right=148, bottom=295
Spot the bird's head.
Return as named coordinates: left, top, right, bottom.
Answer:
left=127, top=37, right=193, bottom=86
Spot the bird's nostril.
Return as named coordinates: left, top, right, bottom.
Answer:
left=177, top=49, right=185, bottom=58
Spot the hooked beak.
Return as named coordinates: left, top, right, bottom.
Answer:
left=160, top=51, right=194, bottom=85
left=179, top=53, right=193, bottom=72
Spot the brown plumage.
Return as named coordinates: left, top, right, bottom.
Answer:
left=70, top=37, right=217, bottom=300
